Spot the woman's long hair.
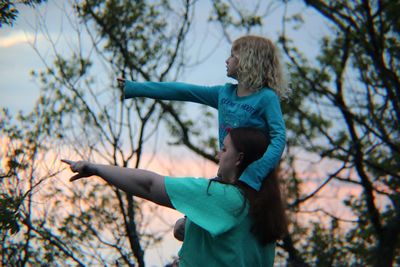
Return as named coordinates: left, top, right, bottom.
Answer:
left=232, top=35, right=290, bottom=99
left=229, top=127, right=288, bottom=245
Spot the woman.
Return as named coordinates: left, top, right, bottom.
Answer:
left=62, top=127, right=287, bottom=266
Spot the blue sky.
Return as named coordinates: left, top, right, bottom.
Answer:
left=0, top=1, right=327, bottom=115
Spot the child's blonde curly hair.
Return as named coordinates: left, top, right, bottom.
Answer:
left=232, top=35, right=290, bottom=99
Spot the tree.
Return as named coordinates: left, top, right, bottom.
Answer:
left=0, top=106, right=81, bottom=265
left=0, top=0, right=46, bottom=27
left=2, top=0, right=200, bottom=265
left=278, top=0, right=400, bottom=266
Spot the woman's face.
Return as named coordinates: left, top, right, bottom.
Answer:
left=225, top=49, right=239, bottom=79
left=216, top=134, right=242, bottom=183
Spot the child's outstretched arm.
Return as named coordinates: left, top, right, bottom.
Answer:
left=238, top=92, right=286, bottom=191
left=61, top=159, right=173, bottom=208
left=118, top=78, right=220, bottom=109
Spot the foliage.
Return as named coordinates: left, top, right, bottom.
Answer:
left=0, top=0, right=46, bottom=27
left=0, top=105, right=73, bottom=265
left=1, top=0, right=199, bottom=266
left=279, top=0, right=400, bottom=266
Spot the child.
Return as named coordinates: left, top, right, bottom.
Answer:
left=117, top=35, right=289, bottom=191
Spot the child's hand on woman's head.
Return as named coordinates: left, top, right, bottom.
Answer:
left=61, top=159, right=97, bottom=181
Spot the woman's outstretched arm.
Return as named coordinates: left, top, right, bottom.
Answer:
left=61, top=159, right=173, bottom=208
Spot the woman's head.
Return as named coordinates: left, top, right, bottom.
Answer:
left=216, top=128, right=269, bottom=183
left=230, top=35, right=290, bottom=98
left=229, top=127, right=269, bottom=175
left=217, top=127, right=287, bottom=245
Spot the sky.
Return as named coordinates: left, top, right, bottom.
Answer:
left=0, top=1, right=333, bottom=266
left=0, top=0, right=327, bottom=114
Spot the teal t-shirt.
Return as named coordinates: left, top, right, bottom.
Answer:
left=164, top=176, right=275, bottom=267
left=124, top=81, right=286, bottom=191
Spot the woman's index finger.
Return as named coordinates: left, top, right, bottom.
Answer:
left=61, top=159, right=74, bottom=165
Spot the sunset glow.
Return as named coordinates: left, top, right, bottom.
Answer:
left=0, top=31, right=35, bottom=48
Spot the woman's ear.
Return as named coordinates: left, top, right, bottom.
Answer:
left=236, top=152, right=244, bottom=166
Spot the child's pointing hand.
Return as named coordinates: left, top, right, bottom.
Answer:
left=117, top=77, right=126, bottom=88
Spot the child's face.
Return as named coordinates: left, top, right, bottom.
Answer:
left=225, top=49, right=239, bottom=79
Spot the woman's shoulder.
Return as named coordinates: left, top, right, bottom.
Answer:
left=166, top=177, right=243, bottom=202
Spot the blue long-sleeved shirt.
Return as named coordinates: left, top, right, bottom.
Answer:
left=124, top=81, right=286, bottom=190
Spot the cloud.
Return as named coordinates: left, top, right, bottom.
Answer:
left=0, top=31, right=35, bottom=48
